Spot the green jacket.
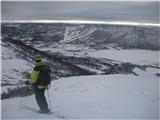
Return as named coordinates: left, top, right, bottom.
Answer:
left=29, top=61, right=48, bottom=89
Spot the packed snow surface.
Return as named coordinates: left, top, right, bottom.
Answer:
left=2, top=67, right=159, bottom=119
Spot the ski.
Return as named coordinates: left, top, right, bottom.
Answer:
left=22, top=106, right=66, bottom=118
left=22, top=106, right=53, bottom=114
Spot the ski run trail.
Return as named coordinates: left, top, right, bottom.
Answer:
left=2, top=67, right=159, bottom=120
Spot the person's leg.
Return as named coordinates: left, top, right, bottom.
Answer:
left=40, top=89, right=49, bottom=112
left=34, top=89, right=43, bottom=111
left=35, top=88, right=49, bottom=112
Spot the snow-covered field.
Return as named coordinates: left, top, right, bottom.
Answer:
left=2, top=67, right=159, bottom=119
left=88, top=49, right=160, bottom=66
left=41, top=45, right=160, bottom=67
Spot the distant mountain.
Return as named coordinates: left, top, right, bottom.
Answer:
left=2, top=23, right=159, bottom=50
left=61, top=25, right=159, bottom=50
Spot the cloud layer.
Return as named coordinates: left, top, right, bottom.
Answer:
left=2, top=1, right=159, bottom=24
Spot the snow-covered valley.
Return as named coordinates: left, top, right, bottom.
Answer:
left=88, top=49, right=160, bottom=66
left=1, top=23, right=160, bottom=119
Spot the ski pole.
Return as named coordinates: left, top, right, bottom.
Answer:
left=19, top=86, right=27, bottom=111
left=47, top=87, right=53, bottom=110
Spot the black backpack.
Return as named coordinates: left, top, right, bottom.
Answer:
left=38, top=64, right=51, bottom=86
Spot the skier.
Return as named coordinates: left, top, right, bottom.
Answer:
left=25, top=56, right=51, bottom=113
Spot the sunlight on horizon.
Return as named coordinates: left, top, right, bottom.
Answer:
left=2, top=0, right=159, bottom=1
left=2, top=19, right=160, bottom=27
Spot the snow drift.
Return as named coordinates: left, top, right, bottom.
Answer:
left=2, top=67, right=159, bottom=119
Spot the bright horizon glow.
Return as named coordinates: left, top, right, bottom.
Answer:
left=1, top=0, right=159, bottom=1
left=1, top=20, right=160, bottom=27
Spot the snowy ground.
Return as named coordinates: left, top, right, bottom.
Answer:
left=88, top=49, right=160, bottom=66
left=2, top=67, right=159, bottom=119
left=1, top=42, right=160, bottom=119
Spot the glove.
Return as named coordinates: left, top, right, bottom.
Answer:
left=25, top=81, right=30, bottom=85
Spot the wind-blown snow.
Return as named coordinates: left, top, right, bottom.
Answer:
left=2, top=67, right=159, bottom=119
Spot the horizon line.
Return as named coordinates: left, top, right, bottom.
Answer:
left=1, top=20, right=160, bottom=27
left=1, top=0, right=159, bottom=2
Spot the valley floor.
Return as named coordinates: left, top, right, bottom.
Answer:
left=2, top=67, right=159, bottom=119
left=87, top=49, right=159, bottom=66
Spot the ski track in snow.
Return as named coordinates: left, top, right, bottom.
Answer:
left=2, top=67, right=159, bottom=119
left=61, top=26, right=97, bottom=43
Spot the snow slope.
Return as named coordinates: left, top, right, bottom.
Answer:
left=62, top=26, right=97, bottom=43
left=58, top=25, right=159, bottom=50
left=1, top=44, right=33, bottom=85
left=2, top=67, right=159, bottom=119
left=1, top=44, right=33, bottom=94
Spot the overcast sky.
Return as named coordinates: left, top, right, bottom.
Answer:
left=2, top=1, right=159, bottom=23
